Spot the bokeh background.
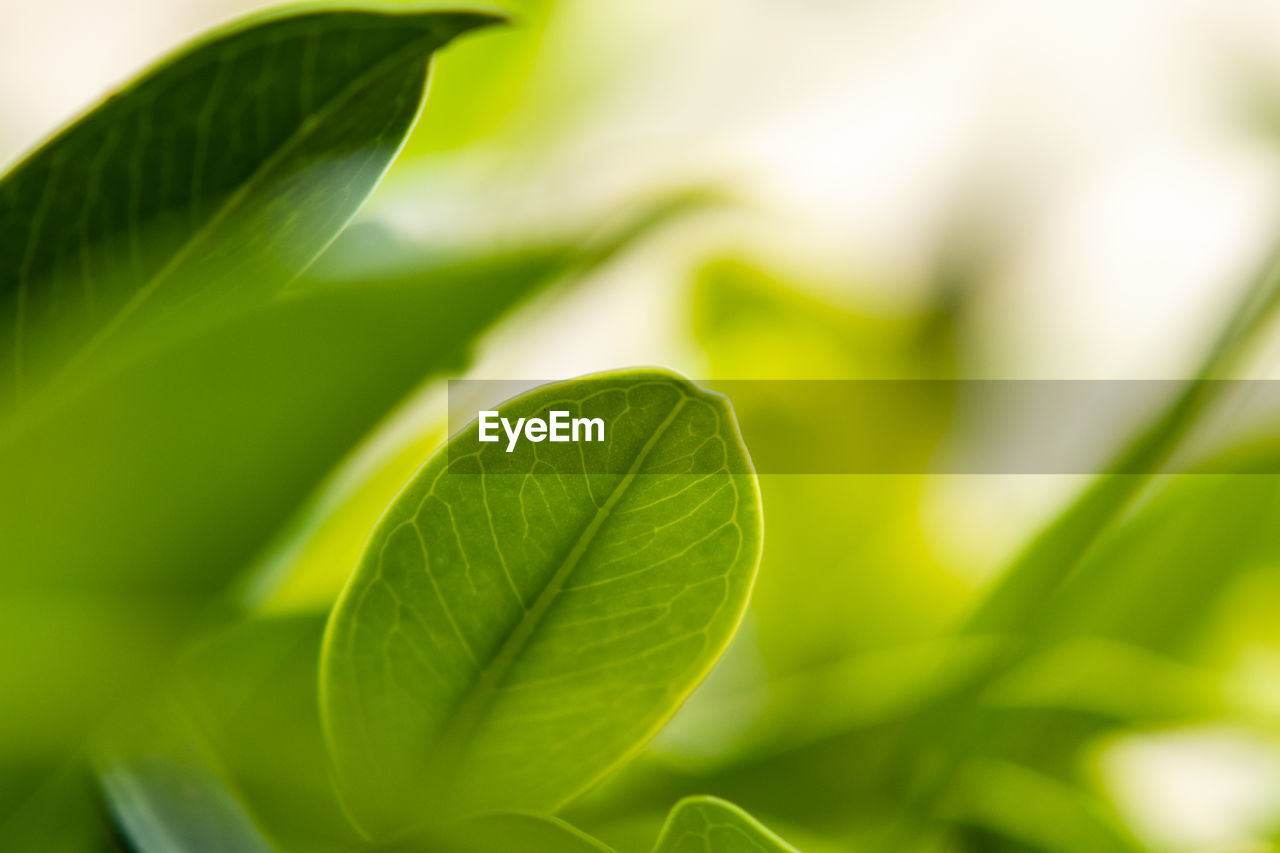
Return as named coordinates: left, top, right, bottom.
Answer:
left=6, top=1, right=1280, bottom=850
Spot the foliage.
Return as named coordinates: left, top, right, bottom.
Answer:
left=3, top=2, right=1280, bottom=852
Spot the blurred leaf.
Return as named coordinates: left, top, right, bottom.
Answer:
left=0, top=765, right=117, bottom=852
left=969, top=244, right=1280, bottom=636
left=173, top=614, right=360, bottom=852
left=989, top=638, right=1224, bottom=723
left=389, top=813, right=619, bottom=853
left=321, top=371, right=762, bottom=836
left=1033, top=474, right=1280, bottom=657
left=657, top=638, right=998, bottom=769
left=567, top=716, right=931, bottom=851
left=0, top=5, right=503, bottom=400
left=876, top=239, right=1280, bottom=845
left=0, top=255, right=565, bottom=762
left=886, top=471, right=1280, bottom=844
left=652, top=797, right=799, bottom=853
left=247, top=411, right=449, bottom=614
left=955, top=760, right=1146, bottom=853
left=166, top=615, right=627, bottom=853
left=100, top=756, right=275, bottom=853
left=694, top=258, right=954, bottom=381
left=95, top=664, right=292, bottom=853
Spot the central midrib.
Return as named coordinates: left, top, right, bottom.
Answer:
left=425, top=394, right=691, bottom=785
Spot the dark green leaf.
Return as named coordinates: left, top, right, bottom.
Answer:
left=0, top=5, right=503, bottom=398
left=0, top=766, right=115, bottom=852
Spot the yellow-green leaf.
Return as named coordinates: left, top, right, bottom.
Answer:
left=653, top=797, right=799, bottom=853
left=321, top=370, right=762, bottom=836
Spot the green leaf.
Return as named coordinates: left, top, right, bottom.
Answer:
left=968, top=244, right=1280, bottom=636
left=652, top=797, right=799, bottom=853
left=0, top=4, right=503, bottom=398
left=173, top=614, right=360, bottom=852
left=130, top=621, right=624, bottom=853
left=0, top=766, right=114, bottom=852
left=1030, top=473, right=1280, bottom=656
left=321, top=370, right=762, bottom=836
left=100, top=757, right=276, bottom=853
left=873, top=239, right=1280, bottom=847
left=0, top=253, right=566, bottom=761
left=94, top=677, right=288, bottom=853
left=955, top=760, right=1146, bottom=853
